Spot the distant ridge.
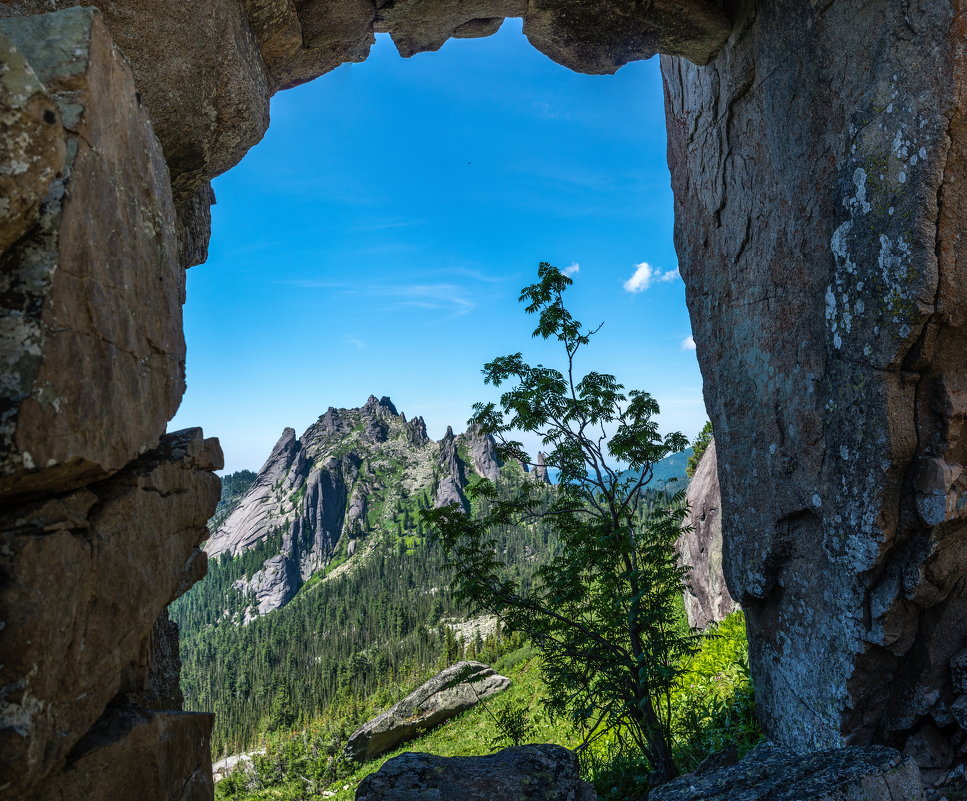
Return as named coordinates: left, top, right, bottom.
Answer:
left=617, top=447, right=693, bottom=491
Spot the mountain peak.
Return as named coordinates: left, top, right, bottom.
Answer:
left=364, top=395, right=398, bottom=416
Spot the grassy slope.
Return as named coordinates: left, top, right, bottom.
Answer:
left=216, top=613, right=759, bottom=801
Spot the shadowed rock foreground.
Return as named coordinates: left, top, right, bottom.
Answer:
left=355, top=744, right=596, bottom=801
left=651, top=744, right=924, bottom=801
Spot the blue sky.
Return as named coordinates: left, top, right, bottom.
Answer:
left=168, top=20, right=705, bottom=474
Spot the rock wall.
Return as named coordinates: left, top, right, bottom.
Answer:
left=0, top=10, right=221, bottom=801
left=662, top=0, right=967, bottom=775
left=678, top=439, right=736, bottom=629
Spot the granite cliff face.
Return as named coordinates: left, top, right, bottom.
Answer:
left=206, top=397, right=509, bottom=620
left=663, top=0, right=967, bottom=774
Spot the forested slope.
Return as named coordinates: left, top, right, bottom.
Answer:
left=172, top=398, right=557, bottom=753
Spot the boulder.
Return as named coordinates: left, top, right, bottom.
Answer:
left=345, top=661, right=510, bottom=762
left=355, top=744, right=595, bottom=801
left=651, top=744, right=924, bottom=801
left=678, top=439, right=736, bottom=629
left=0, top=8, right=184, bottom=500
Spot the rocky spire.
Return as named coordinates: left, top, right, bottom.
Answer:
left=407, top=416, right=429, bottom=447
left=434, top=426, right=467, bottom=509
left=464, top=424, right=502, bottom=481
left=533, top=452, right=550, bottom=485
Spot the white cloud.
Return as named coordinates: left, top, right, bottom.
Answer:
left=622, top=262, right=679, bottom=293
left=682, top=335, right=696, bottom=351
left=345, top=336, right=366, bottom=350
left=562, top=263, right=580, bottom=277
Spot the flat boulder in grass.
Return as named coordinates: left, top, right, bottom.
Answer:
left=650, top=744, right=924, bottom=801
left=354, top=744, right=596, bottom=801
left=345, top=661, right=510, bottom=762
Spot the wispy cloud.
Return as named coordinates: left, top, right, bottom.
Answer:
left=682, top=335, right=696, bottom=351
left=440, top=266, right=506, bottom=284
left=562, top=263, right=580, bottom=277
left=622, top=262, right=679, bottom=294
left=344, top=336, right=366, bottom=350
left=290, top=279, right=478, bottom=316
left=386, top=283, right=477, bottom=313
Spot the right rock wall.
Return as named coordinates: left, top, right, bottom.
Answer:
left=662, top=0, right=967, bottom=775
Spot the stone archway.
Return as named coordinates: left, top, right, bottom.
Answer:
left=2, top=1, right=966, bottom=798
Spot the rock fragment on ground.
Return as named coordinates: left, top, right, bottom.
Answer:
left=355, top=744, right=595, bottom=801
left=345, top=661, right=510, bottom=762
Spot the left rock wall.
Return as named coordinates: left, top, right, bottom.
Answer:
left=0, top=9, right=221, bottom=801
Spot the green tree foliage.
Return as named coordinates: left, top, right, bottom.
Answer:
left=423, top=262, right=699, bottom=784
left=685, top=421, right=713, bottom=478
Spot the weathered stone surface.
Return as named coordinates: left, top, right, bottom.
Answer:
left=355, top=744, right=595, bottom=801
left=0, top=33, right=65, bottom=254
left=345, top=661, right=511, bottom=762
left=33, top=704, right=214, bottom=801
left=0, top=428, right=221, bottom=799
left=207, top=426, right=300, bottom=559
left=376, top=0, right=523, bottom=58
left=233, top=552, right=300, bottom=620
left=207, top=399, right=516, bottom=620
left=135, top=610, right=187, bottom=713
left=523, top=0, right=730, bottom=74
left=0, top=0, right=270, bottom=205
left=662, top=0, right=967, bottom=764
left=651, top=744, right=924, bottom=801
left=177, top=181, right=216, bottom=269
left=678, top=439, right=735, bottom=629
left=445, top=614, right=500, bottom=644
left=212, top=749, right=264, bottom=783
left=0, top=8, right=184, bottom=499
